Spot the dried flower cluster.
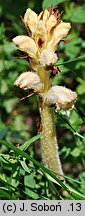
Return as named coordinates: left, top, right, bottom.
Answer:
left=13, top=7, right=77, bottom=180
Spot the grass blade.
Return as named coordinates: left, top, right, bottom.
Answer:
left=0, top=189, right=12, bottom=199
left=20, top=133, right=44, bottom=151
left=0, top=139, right=70, bottom=191
left=1, top=139, right=85, bottom=199
left=55, top=55, right=85, bottom=66
left=56, top=112, right=85, bottom=141
left=46, top=168, right=85, bottom=187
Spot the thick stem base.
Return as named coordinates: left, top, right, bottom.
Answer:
left=40, top=100, right=64, bottom=181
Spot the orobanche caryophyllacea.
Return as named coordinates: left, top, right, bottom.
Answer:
left=12, top=6, right=77, bottom=182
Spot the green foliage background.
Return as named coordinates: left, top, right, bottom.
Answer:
left=0, top=0, right=85, bottom=199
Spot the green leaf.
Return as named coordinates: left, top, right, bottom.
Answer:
left=24, top=175, right=39, bottom=199
left=65, top=38, right=82, bottom=58
left=78, top=172, right=85, bottom=184
left=0, top=153, right=18, bottom=164
left=20, top=158, right=30, bottom=173
left=0, top=189, right=12, bottom=199
left=3, top=98, right=19, bottom=113
left=63, top=3, right=85, bottom=23
left=0, top=139, right=70, bottom=191
left=3, top=42, right=17, bottom=55
left=0, top=155, right=9, bottom=164
left=69, top=110, right=83, bottom=131
left=56, top=112, right=85, bottom=140
left=60, top=146, right=71, bottom=158
left=0, top=60, right=4, bottom=73
left=24, top=174, right=36, bottom=189
left=76, top=83, right=85, bottom=95
left=70, top=6, right=85, bottom=23
left=0, top=128, right=8, bottom=139
left=20, top=133, right=44, bottom=151
left=77, top=84, right=85, bottom=95
left=1, top=138, right=85, bottom=199
left=42, top=0, right=64, bottom=9
left=71, top=147, right=81, bottom=157
left=1, top=80, right=8, bottom=95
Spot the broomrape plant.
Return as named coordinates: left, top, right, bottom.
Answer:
left=13, top=6, right=77, bottom=181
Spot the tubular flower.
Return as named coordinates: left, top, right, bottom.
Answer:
left=45, top=86, right=77, bottom=111
left=14, top=71, right=44, bottom=92
left=12, top=8, right=71, bottom=71
left=13, top=7, right=77, bottom=182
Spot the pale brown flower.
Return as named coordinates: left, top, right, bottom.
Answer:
left=45, top=85, right=77, bottom=111
left=14, top=71, right=43, bottom=92
left=12, top=8, right=71, bottom=70
left=13, top=7, right=77, bottom=180
left=13, top=7, right=77, bottom=110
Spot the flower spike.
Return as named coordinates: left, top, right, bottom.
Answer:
left=13, top=7, right=77, bottom=181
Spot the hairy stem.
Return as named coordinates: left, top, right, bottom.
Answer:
left=39, top=100, right=64, bottom=181
left=38, top=67, right=64, bottom=181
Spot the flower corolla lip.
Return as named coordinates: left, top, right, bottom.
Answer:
left=24, top=8, right=38, bottom=36
left=39, top=48, right=58, bottom=66
left=14, top=71, right=43, bottom=92
left=45, top=85, right=77, bottom=111
left=38, top=9, right=49, bottom=21
left=12, top=35, right=38, bottom=59
left=47, top=21, right=71, bottom=51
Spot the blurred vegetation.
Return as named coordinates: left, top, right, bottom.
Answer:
left=0, top=0, right=85, bottom=199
